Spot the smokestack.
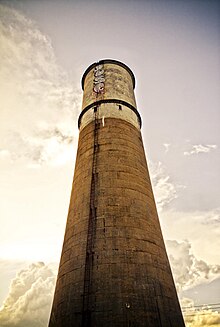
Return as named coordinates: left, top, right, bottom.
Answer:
left=49, top=59, right=185, bottom=327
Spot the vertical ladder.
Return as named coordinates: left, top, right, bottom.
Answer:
left=82, top=107, right=99, bottom=326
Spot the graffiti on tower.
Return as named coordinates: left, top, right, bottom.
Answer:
left=93, top=64, right=105, bottom=93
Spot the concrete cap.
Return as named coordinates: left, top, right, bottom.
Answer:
left=81, top=59, right=136, bottom=90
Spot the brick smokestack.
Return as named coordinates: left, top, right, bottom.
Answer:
left=49, top=59, right=185, bottom=327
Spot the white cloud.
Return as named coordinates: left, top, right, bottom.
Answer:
left=161, top=208, right=220, bottom=264
left=0, top=4, right=81, bottom=167
left=166, top=240, right=220, bottom=325
left=149, top=161, right=185, bottom=212
left=184, top=144, right=217, bottom=156
left=166, top=240, right=220, bottom=292
left=163, top=143, right=171, bottom=153
left=0, top=262, right=56, bottom=327
left=201, top=208, right=220, bottom=226
left=0, top=260, right=30, bottom=307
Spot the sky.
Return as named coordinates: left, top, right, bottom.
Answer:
left=0, top=0, right=219, bottom=326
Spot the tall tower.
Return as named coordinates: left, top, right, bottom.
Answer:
left=49, top=59, right=185, bottom=327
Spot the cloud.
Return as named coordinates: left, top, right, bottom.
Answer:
left=166, top=240, right=220, bottom=292
left=167, top=240, right=220, bottom=325
left=6, top=123, right=79, bottom=167
left=0, top=260, right=30, bottom=307
left=149, top=161, right=185, bottom=212
left=182, top=277, right=220, bottom=310
left=163, top=143, right=171, bottom=153
left=184, top=144, right=217, bottom=156
left=0, top=4, right=81, bottom=167
left=0, top=262, right=56, bottom=327
left=161, top=208, right=220, bottom=265
left=199, top=208, right=220, bottom=226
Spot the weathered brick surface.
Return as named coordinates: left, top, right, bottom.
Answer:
left=49, top=117, right=185, bottom=327
left=82, top=63, right=136, bottom=110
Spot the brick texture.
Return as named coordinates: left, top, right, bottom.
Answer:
left=49, top=117, right=185, bottom=327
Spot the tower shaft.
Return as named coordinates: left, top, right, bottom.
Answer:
left=49, top=60, right=185, bottom=327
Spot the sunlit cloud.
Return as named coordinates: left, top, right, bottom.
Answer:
left=200, top=208, right=220, bottom=226
left=167, top=241, right=220, bottom=325
left=0, top=4, right=81, bottom=167
left=166, top=240, right=220, bottom=292
left=0, top=262, right=56, bottom=327
left=184, top=144, right=217, bottom=156
left=161, top=208, right=220, bottom=267
left=149, top=161, right=185, bottom=212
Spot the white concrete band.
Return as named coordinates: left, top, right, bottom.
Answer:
left=79, top=102, right=140, bottom=131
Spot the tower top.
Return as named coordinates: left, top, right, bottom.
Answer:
left=81, top=59, right=136, bottom=90
left=79, top=58, right=141, bottom=130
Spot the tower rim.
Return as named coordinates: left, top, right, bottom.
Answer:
left=81, top=59, right=136, bottom=90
